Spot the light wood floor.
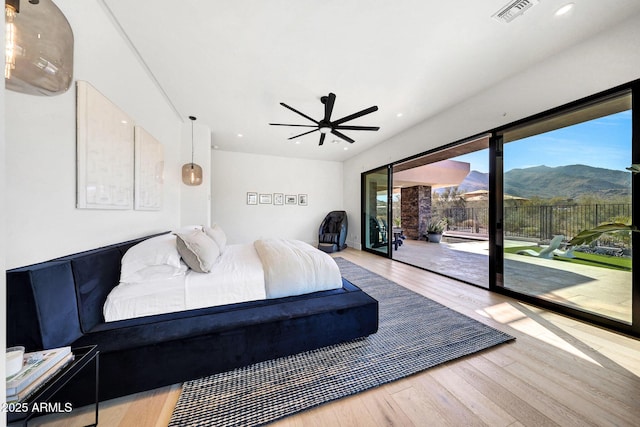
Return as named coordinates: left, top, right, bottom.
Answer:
left=29, top=248, right=640, bottom=427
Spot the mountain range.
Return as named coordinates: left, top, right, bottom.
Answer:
left=454, top=164, right=631, bottom=200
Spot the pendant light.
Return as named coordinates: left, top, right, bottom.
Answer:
left=182, top=116, right=203, bottom=186
left=5, top=0, right=74, bottom=96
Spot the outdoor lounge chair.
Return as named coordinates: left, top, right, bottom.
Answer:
left=516, top=235, right=564, bottom=259
left=553, top=247, right=576, bottom=258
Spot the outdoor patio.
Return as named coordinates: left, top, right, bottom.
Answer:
left=392, top=236, right=632, bottom=323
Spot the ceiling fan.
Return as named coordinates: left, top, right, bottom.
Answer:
left=269, top=93, right=379, bottom=146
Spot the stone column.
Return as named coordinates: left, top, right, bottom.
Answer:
left=401, top=186, right=431, bottom=240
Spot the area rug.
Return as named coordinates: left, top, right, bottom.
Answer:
left=169, top=258, right=514, bottom=427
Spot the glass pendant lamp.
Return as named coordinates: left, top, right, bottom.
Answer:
left=5, top=0, right=74, bottom=96
left=182, top=116, right=203, bottom=186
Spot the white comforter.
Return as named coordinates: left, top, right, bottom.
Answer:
left=103, top=239, right=342, bottom=322
left=254, top=238, right=342, bottom=298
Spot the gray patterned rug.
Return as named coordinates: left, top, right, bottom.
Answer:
left=169, top=258, right=514, bottom=427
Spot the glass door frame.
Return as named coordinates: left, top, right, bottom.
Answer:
left=361, top=165, right=392, bottom=258
left=490, top=81, right=639, bottom=338
left=359, top=79, right=639, bottom=338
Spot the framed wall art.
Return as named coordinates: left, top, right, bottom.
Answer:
left=274, top=193, right=284, bottom=205
left=76, top=80, right=134, bottom=209
left=298, top=194, right=308, bottom=206
left=285, top=194, right=297, bottom=205
left=247, top=192, right=258, bottom=205
left=259, top=194, right=272, bottom=204
left=134, top=126, right=164, bottom=211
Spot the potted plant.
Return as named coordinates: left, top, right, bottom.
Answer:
left=426, top=219, right=446, bottom=243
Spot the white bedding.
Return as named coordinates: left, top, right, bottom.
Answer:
left=254, top=238, right=343, bottom=298
left=103, top=239, right=342, bottom=322
left=104, top=243, right=266, bottom=322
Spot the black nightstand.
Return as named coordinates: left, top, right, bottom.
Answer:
left=7, top=345, right=99, bottom=427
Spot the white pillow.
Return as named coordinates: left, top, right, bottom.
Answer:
left=172, top=225, right=203, bottom=234
left=175, top=229, right=220, bottom=273
left=203, top=224, right=227, bottom=253
left=122, top=263, right=188, bottom=284
left=120, top=234, right=183, bottom=282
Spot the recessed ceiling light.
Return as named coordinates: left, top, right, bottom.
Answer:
left=343, top=147, right=349, bottom=151
left=294, top=140, right=301, bottom=145
left=396, top=113, right=403, bottom=118
left=555, top=3, right=574, bottom=16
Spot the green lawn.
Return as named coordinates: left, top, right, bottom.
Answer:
left=504, top=246, right=631, bottom=271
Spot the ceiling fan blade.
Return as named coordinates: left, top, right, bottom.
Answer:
left=288, top=128, right=319, bottom=140
left=269, top=123, right=318, bottom=127
left=331, top=129, right=355, bottom=143
left=319, top=133, right=326, bottom=146
left=324, top=93, right=336, bottom=122
left=332, top=105, right=378, bottom=126
left=334, top=125, right=380, bottom=131
left=280, top=102, right=319, bottom=124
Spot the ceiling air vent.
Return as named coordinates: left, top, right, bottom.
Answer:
left=492, top=0, right=540, bottom=23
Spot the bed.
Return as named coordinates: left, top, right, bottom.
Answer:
left=6, top=227, right=379, bottom=405
left=103, top=226, right=345, bottom=321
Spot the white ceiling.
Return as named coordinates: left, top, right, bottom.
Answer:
left=102, top=0, right=640, bottom=162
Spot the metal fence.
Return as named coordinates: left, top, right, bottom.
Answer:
left=434, top=206, right=490, bottom=235
left=433, top=204, right=632, bottom=241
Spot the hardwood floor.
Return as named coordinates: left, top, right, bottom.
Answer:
left=29, top=248, right=640, bottom=427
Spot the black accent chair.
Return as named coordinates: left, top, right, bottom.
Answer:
left=368, top=216, right=388, bottom=248
left=318, top=211, right=348, bottom=253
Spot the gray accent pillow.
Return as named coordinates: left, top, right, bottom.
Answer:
left=175, top=230, right=220, bottom=273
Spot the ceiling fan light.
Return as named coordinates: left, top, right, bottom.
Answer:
left=269, top=93, right=379, bottom=146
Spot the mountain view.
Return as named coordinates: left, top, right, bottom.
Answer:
left=455, top=164, right=632, bottom=200
left=457, top=170, right=489, bottom=193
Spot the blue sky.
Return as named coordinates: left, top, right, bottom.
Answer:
left=453, top=110, right=632, bottom=174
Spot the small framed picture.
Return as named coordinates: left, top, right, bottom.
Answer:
left=298, top=194, right=308, bottom=206
left=285, top=194, right=297, bottom=205
left=274, top=193, right=284, bottom=205
left=259, top=193, right=272, bottom=204
left=247, top=192, right=257, bottom=205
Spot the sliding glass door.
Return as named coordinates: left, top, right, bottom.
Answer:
left=391, top=135, right=491, bottom=288
left=360, top=81, right=639, bottom=336
left=362, top=166, right=391, bottom=256
left=499, top=91, right=633, bottom=324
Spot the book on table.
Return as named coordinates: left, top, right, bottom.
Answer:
left=6, top=352, right=75, bottom=403
left=6, top=346, right=73, bottom=397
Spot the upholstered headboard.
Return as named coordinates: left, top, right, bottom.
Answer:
left=6, top=232, right=168, bottom=351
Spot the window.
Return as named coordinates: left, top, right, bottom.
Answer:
left=499, top=91, right=633, bottom=324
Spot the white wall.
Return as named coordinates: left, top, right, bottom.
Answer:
left=211, top=151, right=343, bottom=245
left=4, top=0, right=183, bottom=268
left=343, top=14, right=640, bottom=250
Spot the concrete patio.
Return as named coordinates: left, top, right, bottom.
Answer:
left=392, top=236, right=632, bottom=323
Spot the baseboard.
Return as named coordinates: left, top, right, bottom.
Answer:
left=346, top=240, right=362, bottom=250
